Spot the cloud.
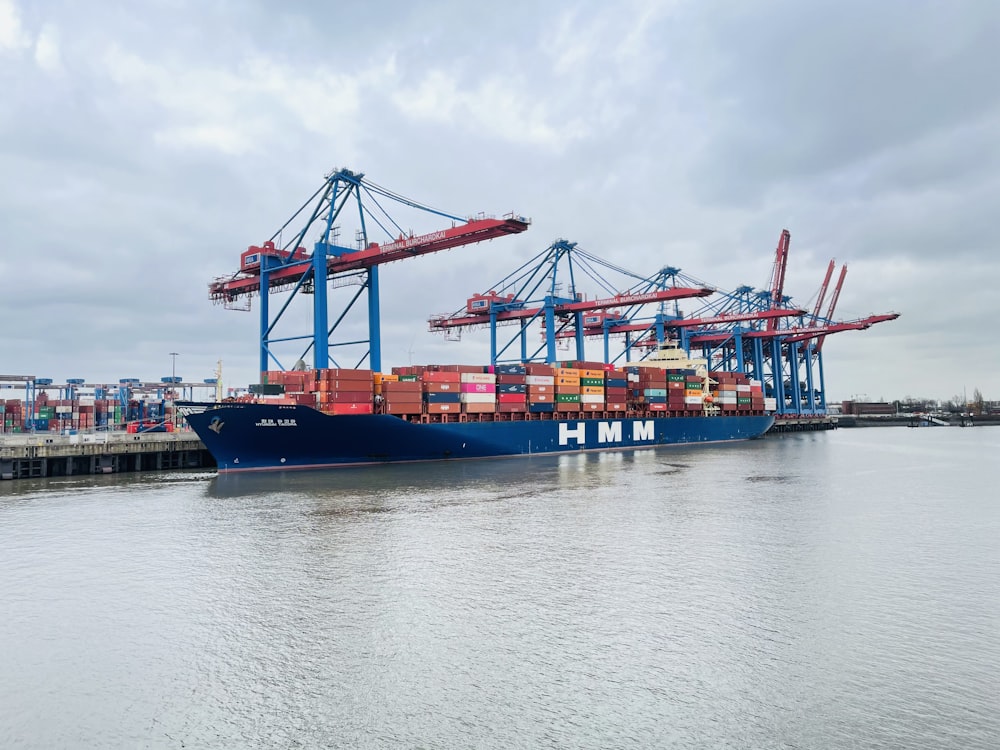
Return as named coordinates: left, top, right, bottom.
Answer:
left=0, top=0, right=30, bottom=53
left=1, top=0, right=998, bottom=403
left=33, top=22, right=58, bottom=70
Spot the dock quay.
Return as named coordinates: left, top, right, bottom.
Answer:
left=0, top=431, right=214, bottom=480
left=768, top=415, right=838, bottom=433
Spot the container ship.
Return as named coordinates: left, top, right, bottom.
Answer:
left=180, top=348, right=775, bottom=473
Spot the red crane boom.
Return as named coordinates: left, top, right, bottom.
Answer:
left=688, top=313, right=899, bottom=345
left=767, top=229, right=791, bottom=329
left=814, top=264, right=848, bottom=351
left=428, top=287, right=714, bottom=330
left=210, top=215, right=529, bottom=303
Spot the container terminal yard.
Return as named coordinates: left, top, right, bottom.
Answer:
left=2, top=168, right=908, bottom=479
left=0, top=375, right=219, bottom=480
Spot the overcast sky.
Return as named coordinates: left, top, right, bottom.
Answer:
left=2, top=0, right=997, bottom=403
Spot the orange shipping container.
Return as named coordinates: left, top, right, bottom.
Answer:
left=423, top=381, right=459, bottom=393
left=463, top=402, right=497, bottom=413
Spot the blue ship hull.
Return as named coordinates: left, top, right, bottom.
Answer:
left=181, top=403, right=775, bottom=473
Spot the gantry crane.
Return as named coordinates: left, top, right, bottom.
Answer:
left=209, top=168, right=529, bottom=374
left=428, top=240, right=713, bottom=365
left=683, top=236, right=896, bottom=416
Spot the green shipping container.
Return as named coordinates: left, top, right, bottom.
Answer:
left=580, top=377, right=604, bottom=387
left=399, top=375, right=420, bottom=382
left=738, top=397, right=751, bottom=404
left=667, top=374, right=686, bottom=382
left=556, top=393, right=581, bottom=403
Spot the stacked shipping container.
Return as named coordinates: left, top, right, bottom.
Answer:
left=250, top=361, right=777, bottom=422
left=711, top=372, right=766, bottom=413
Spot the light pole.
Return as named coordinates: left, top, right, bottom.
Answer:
left=169, top=352, right=179, bottom=429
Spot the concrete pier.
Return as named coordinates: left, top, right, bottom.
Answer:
left=0, top=431, right=214, bottom=480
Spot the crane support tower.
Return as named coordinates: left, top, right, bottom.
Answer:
left=208, top=169, right=529, bottom=374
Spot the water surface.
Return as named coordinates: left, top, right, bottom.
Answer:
left=2, top=427, right=998, bottom=748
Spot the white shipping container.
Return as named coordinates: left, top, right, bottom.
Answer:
left=684, top=396, right=703, bottom=405
left=717, top=396, right=738, bottom=404
left=736, top=384, right=751, bottom=393
left=78, top=397, right=96, bottom=406
left=525, top=375, right=555, bottom=385
left=580, top=394, right=604, bottom=404
left=764, top=398, right=777, bottom=410
left=460, top=372, right=495, bottom=384
left=459, top=393, right=496, bottom=403
left=749, top=379, right=762, bottom=387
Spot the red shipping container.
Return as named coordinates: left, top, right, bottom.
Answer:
left=327, top=402, right=374, bottom=415
left=426, top=402, right=460, bottom=414
left=330, top=390, right=373, bottom=403
left=606, top=402, right=627, bottom=411
left=524, top=364, right=555, bottom=376
left=555, top=402, right=580, bottom=412
left=320, top=368, right=373, bottom=381
left=497, top=393, right=527, bottom=404
left=497, top=403, right=527, bottom=413
left=423, top=371, right=461, bottom=383
left=496, top=374, right=527, bottom=384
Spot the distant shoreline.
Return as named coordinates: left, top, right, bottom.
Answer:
left=837, top=415, right=999, bottom=428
